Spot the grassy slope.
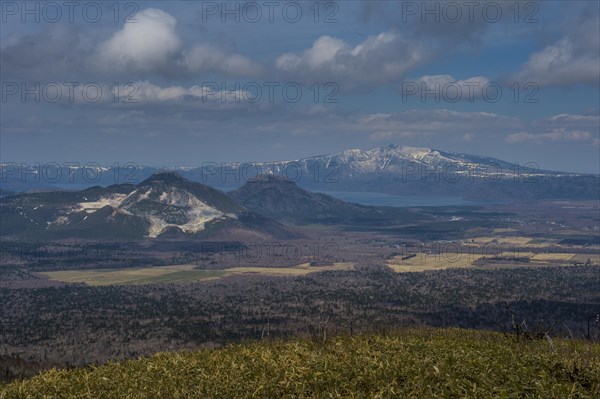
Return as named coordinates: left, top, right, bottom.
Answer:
left=1, top=329, right=599, bottom=398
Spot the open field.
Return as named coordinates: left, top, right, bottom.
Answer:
left=493, top=251, right=600, bottom=265
left=387, top=249, right=599, bottom=273
left=387, top=252, right=484, bottom=272
left=571, top=253, right=600, bottom=264
left=223, top=262, right=354, bottom=276
left=38, top=265, right=227, bottom=286
left=467, top=235, right=554, bottom=247
left=38, top=263, right=355, bottom=286
left=531, top=252, right=577, bottom=262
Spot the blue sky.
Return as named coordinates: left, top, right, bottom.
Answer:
left=1, top=0, right=599, bottom=172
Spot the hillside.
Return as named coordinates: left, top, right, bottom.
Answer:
left=228, top=174, right=420, bottom=224
left=0, top=172, right=294, bottom=240
left=2, top=329, right=598, bottom=398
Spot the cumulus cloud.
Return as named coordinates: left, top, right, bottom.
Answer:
left=2, top=8, right=263, bottom=80
left=515, top=40, right=599, bottom=86
left=506, top=129, right=593, bottom=143
left=276, top=31, right=427, bottom=90
left=92, top=8, right=263, bottom=78
left=514, top=8, right=599, bottom=87
left=96, top=8, right=182, bottom=73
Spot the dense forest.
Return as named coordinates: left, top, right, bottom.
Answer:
left=1, top=265, right=598, bottom=381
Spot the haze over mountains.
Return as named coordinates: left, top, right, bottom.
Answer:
left=1, top=145, right=598, bottom=201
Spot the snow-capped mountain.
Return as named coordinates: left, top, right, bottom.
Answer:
left=247, top=145, right=533, bottom=181
left=1, top=145, right=597, bottom=201
left=192, top=145, right=597, bottom=200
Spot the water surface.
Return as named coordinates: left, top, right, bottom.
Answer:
left=315, top=191, right=481, bottom=207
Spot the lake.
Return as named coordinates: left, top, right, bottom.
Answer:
left=314, top=191, right=481, bottom=207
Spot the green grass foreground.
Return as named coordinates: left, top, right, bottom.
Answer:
left=1, top=329, right=599, bottom=398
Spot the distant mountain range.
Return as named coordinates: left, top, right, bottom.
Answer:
left=0, top=172, right=294, bottom=240
left=2, top=145, right=598, bottom=201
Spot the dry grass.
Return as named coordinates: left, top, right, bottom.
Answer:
left=530, top=253, right=577, bottom=262
left=39, top=263, right=355, bottom=285
left=2, top=328, right=599, bottom=398
left=38, top=265, right=225, bottom=286
left=469, top=236, right=543, bottom=247
left=387, top=248, right=599, bottom=272
left=387, top=253, right=482, bottom=272
left=225, top=262, right=355, bottom=276
left=571, top=254, right=600, bottom=265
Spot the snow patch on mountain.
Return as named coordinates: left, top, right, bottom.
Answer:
left=77, top=194, right=129, bottom=214
left=312, top=145, right=456, bottom=174
left=72, top=187, right=231, bottom=237
left=142, top=188, right=226, bottom=238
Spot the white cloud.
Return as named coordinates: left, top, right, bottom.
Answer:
left=181, top=43, right=263, bottom=77
left=277, top=36, right=346, bottom=71
left=514, top=10, right=599, bottom=87
left=276, top=31, right=427, bottom=89
left=516, top=39, right=599, bottom=86
left=506, top=129, right=593, bottom=144
left=411, top=74, right=492, bottom=101
left=548, top=114, right=600, bottom=124
left=416, top=75, right=490, bottom=88
left=96, top=8, right=182, bottom=73
left=357, top=109, right=521, bottom=142
left=534, top=114, right=600, bottom=135
left=94, top=8, right=262, bottom=78
left=125, top=81, right=252, bottom=106
left=369, top=130, right=419, bottom=141
left=134, top=82, right=209, bottom=102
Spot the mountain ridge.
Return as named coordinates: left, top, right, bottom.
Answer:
left=0, top=172, right=293, bottom=240
left=1, top=145, right=598, bottom=201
